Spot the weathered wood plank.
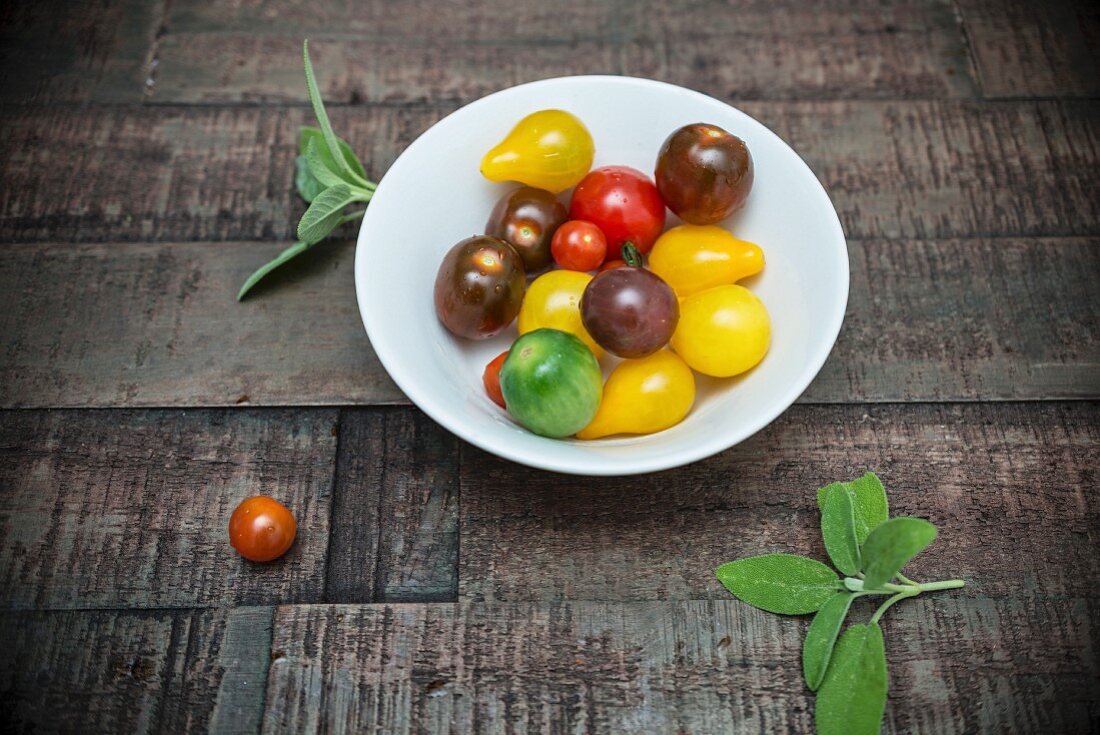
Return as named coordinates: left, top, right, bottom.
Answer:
left=152, top=0, right=974, bottom=103
left=326, top=409, right=459, bottom=602
left=0, top=0, right=160, bottom=104
left=625, top=0, right=978, bottom=100
left=1, top=238, right=1095, bottom=408
left=0, top=606, right=273, bottom=734
left=262, top=598, right=1100, bottom=734
left=0, top=409, right=336, bottom=609
left=958, top=0, right=1100, bottom=98
left=1, top=102, right=1095, bottom=244
left=459, top=402, right=1100, bottom=601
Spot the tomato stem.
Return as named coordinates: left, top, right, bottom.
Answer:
left=621, top=242, right=644, bottom=267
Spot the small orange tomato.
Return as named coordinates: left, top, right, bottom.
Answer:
left=599, top=259, right=626, bottom=273
left=551, top=220, right=607, bottom=272
left=483, top=350, right=509, bottom=408
left=229, top=496, right=297, bottom=562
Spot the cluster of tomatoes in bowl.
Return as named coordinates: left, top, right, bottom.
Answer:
left=433, top=110, right=770, bottom=440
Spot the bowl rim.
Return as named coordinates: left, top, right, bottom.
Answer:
left=355, top=74, right=849, bottom=476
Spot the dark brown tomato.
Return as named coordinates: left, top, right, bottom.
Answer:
left=434, top=236, right=526, bottom=339
left=580, top=267, right=679, bottom=358
left=655, top=123, right=753, bottom=225
left=486, top=186, right=568, bottom=272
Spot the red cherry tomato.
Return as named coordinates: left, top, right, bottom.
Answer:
left=483, top=350, right=509, bottom=408
left=569, top=166, right=666, bottom=257
left=551, top=220, right=607, bottom=271
left=599, top=259, right=626, bottom=273
left=229, top=496, right=297, bottom=562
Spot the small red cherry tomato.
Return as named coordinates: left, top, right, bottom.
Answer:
left=599, top=259, right=626, bottom=273
left=483, top=350, right=509, bottom=408
left=229, top=496, right=297, bottom=562
left=551, top=220, right=607, bottom=271
left=569, top=166, right=666, bottom=256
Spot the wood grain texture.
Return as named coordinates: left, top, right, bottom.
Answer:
left=2, top=238, right=1095, bottom=408
left=152, top=0, right=974, bottom=103
left=262, top=598, right=1099, bottom=734
left=2, top=101, right=1096, bottom=244
left=459, top=402, right=1100, bottom=602
left=0, top=409, right=336, bottom=609
left=958, top=0, right=1100, bottom=97
left=0, top=0, right=160, bottom=104
left=326, top=409, right=459, bottom=603
left=0, top=606, right=273, bottom=734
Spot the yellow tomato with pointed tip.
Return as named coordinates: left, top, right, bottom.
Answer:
left=649, top=224, right=765, bottom=298
left=576, top=350, right=694, bottom=439
left=671, top=285, right=770, bottom=377
left=518, top=270, right=603, bottom=358
left=480, top=110, right=595, bottom=193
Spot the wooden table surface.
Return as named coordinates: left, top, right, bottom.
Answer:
left=1, top=1, right=1097, bottom=733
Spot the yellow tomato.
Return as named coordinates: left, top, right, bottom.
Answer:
left=671, top=285, right=770, bottom=377
left=648, top=224, right=764, bottom=297
left=518, top=270, right=602, bottom=357
left=577, top=350, right=695, bottom=439
left=480, top=109, right=595, bottom=193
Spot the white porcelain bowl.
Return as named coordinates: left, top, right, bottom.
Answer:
left=356, top=76, right=848, bottom=476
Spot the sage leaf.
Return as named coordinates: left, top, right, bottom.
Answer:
left=817, top=472, right=889, bottom=544
left=295, top=155, right=325, bottom=203
left=299, top=127, right=369, bottom=188
left=821, top=486, right=861, bottom=575
left=303, top=40, right=361, bottom=183
left=297, top=183, right=366, bottom=244
left=803, top=592, right=854, bottom=691
left=716, top=554, right=839, bottom=615
left=861, top=517, right=938, bottom=589
left=815, top=623, right=888, bottom=735
left=237, top=241, right=311, bottom=301
left=305, top=138, right=351, bottom=189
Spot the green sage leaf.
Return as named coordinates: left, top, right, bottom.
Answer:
left=803, top=592, right=854, bottom=690
left=305, top=138, right=351, bottom=189
left=303, top=40, right=362, bottom=183
left=299, top=127, right=369, bottom=186
left=817, top=472, right=889, bottom=544
left=297, top=183, right=366, bottom=244
left=295, top=155, right=325, bottom=203
left=237, top=241, right=311, bottom=301
left=821, top=486, right=861, bottom=575
left=716, top=554, right=839, bottom=615
left=860, top=517, right=938, bottom=589
left=815, top=622, right=888, bottom=735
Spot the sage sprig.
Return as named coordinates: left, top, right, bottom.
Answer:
left=238, top=39, right=376, bottom=300
left=715, top=472, right=966, bottom=735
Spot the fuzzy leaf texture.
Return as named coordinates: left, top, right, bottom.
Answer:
left=295, top=155, right=326, bottom=203
left=716, top=554, right=838, bottom=615
left=803, top=592, right=854, bottom=691
left=821, top=485, right=861, bottom=575
left=237, top=241, right=311, bottom=301
left=305, top=138, right=352, bottom=189
left=815, top=623, right=888, bottom=735
left=298, top=127, right=368, bottom=185
left=297, top=184, right=362, bottom=244
left=860, top=517, right=938, bottom=589
left=817, top=473, right=889, bottom=544
left=303, top=40, right=355, bottom=180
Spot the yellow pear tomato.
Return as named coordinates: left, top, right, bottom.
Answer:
left=480, top=109, right=595, bottom=193
left=671, top=285, right=770, bottom=377
left=576, top=350, right=695, bottom=439
left=648, top=224, right=764, bottom=297
left=518, top=270, right=602, bottom=358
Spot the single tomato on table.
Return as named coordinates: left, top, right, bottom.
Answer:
left=551, top=220, right=607, bottom=271
left=570, top=166, right=666, bottom=255
left=229, top=496, right=297, bottom=562
left=482, top=350, right=509, bottom=408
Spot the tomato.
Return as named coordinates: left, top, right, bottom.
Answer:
left=434, top=236, right=526, bottom=339
left=483, top=350, right=509, bottom=408
left=598, top=259, right=626, bottom=273
left=648, top=224, right=764, bottom=297
left=569, top=166, right=666, bottom=255
left=486, top=186, right=567, bottom=272
left=229, top=496, right=297, bottom=562
left=655, top=123, right=753, bottom=224
left=481, top=110, right=595, bottom=193
left=580, top=266, right=679, bottom=358
left=518, top=270, right=602, bottom=357
left=576, top=350, right=695, bottom=439
left=671, top=285, right=770, bottom=377
left=551, top=220, right=607, bottom=272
